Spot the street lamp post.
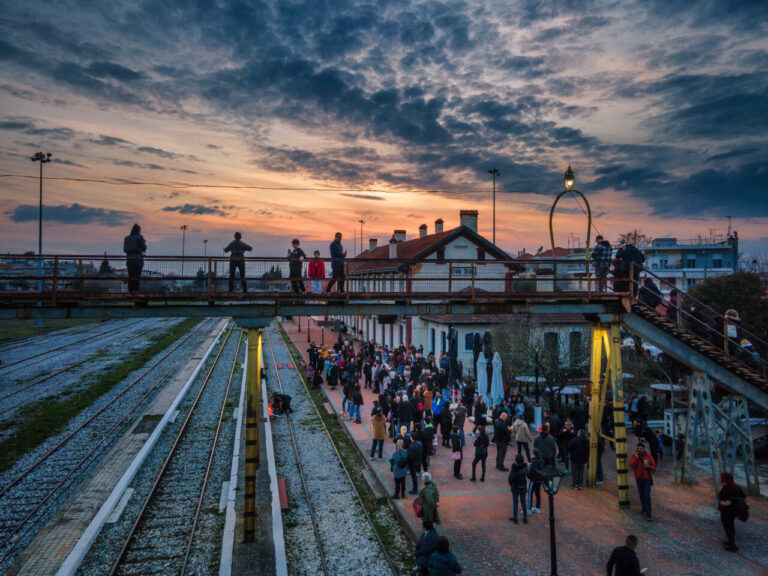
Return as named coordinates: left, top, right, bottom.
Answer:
left=180, top=224, right=188, bottom=279
left=488, top=168, right=500, bottom=246
left=31, top=152, right=52, bottom=293
left=531, top=463, right=565, bottom=576
left=203, top=239, right=208, bottom=258
left=358, top=219, right=365, bottom=254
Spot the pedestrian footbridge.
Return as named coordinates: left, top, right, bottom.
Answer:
left=2, top=254, right=765, bottom=502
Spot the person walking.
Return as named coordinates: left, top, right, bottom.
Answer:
left=607, top=534, right=641, bottom=576
left=718, top=472, right=747, bottom=552
left=470, top=425, right=489, bottom=482
left=557, top=419, right=576, bottom=474
left=513, top=415, right=533, bottom=461
left=224, top=232, right=252, bottom=292
left=371, top=409, right=386, bottom=459
left=325, top=232, right=347, bottom=293
left=494, top=412, right=513, bottom=471
left=418, top=473, right=441, bottom=528
left=534, top=423, right=558, bottom=465
left=568, top=429, right=589, bottom=489
left=629, top=442, right=656, bottom=521
left=407, top=435, right=424, bottom=495
left=508, top=454, right=529, bottom=524
left=528, top=448, right=544, bottom=513
left=390, top=439, right=409, bottom=499
left=450, top=425, right=463, bottom=479
left=123, top=223, right=147, bottom=294
left=414, top=521, right=438, bottom=576
left=590, top=235, right=613, bottom=292
left=428, top=536, right=462, bottom=575
left=351, top=385, right=364, bottom=423
left=287, top=238, right=306, bottom=294
left=307, top=250, right=325, bottom=294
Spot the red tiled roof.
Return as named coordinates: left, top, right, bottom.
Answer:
left=348, top=227, right=466, bottom=273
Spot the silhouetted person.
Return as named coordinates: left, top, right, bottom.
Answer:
left=325, top=232, right=347, bottom=293
left=224, top=232, right=252, bottom=292
left=287, top=238, right=306, bottom=293
left=123, top=223, right=146, bottom=293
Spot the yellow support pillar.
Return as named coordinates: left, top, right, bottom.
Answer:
left=608, top=323, right=630, bottom=507
left=587, top=326, right=606, bottom=486
left=244, top=329, right=262, bottom=541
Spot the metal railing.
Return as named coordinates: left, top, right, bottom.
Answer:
left=0, top=254, right=621, bottom=303
left=628, top=264, right=768, bottom=379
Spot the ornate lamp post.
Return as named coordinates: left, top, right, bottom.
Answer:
left=531, top=463, right=565, bottom=576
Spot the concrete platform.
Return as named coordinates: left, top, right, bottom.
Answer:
left=282, top=318, right=768, bottom=576
left=8, top=319, right=227, bottom=576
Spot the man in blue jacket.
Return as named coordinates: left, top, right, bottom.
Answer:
left=325, top=232, right=347, bottom=293
left=414, top=521, right=438, bottom=576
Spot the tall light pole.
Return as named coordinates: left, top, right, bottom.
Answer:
left=488, top=168, right=500, bottom=246
left=180, top=224, right=188, bottom=278
left=358, top=219, right=365, bottom=253
left=203, top=238, right=208, bottom=258
left=31, top=152, right=52, bottom=294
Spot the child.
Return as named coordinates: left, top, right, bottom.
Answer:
left=308, top=250, right=326, bottom=294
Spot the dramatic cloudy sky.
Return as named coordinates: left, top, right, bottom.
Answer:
left=0, top=0, right=766, bottom=257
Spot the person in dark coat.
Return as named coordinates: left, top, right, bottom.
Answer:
left=440, top=404, right=452, bottom=448
left=638, top=276, right=662, bottom=309
left=494, top=412, right=513, bottom=471
left=325, top=232, right=347, bottom=293
left=528, top=449, right=545, bottom=513
left=399, top=394, right=414, bottom=434
left=557, top=420, right=576, bottom=473
left=414, top=521, right=438, bottom=576
left=224, top=232, right=252, bottom=292
left=607, top=534, right=641, bottom=576
left=614, top=241, right=645, bottom=295
left=533, top=424, right=558, bottom=465
left=123, top=223, right=147, bottom=293
left=450, top=425, right=463, bottom=479
left=567, top=429, right=590, bottom=489
left=470, top=425, right=489, bottom=482
left=287, top=238, right=306, bottom=293
left=571, top=399, right=587, bottom=431
left=428, top=536, right=462, bottom=576
left=407, top=437, right=424, bottom=494
left=472, top=396, right=487, bottom=435
left=718, top=472, right=747, bottom=551
left=508, top=454, right=529, bottom=524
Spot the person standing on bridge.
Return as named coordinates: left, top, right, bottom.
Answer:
left=123, top=223, right=146, bottom=293
left=287, top=238, right=306, bottom=294
left=325, top=232, right=347, bottom=294
left=224, top=232, right=252, bottom=292
left=590, top=235, right=613, bottom=292
left=308, top=250, right=325, bottom=294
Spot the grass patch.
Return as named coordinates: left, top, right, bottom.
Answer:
left=0, top=317, right=201, bottom=473
left=0, top=319, right=101, bottom=343
left=276, top=322, right=416, bottom=572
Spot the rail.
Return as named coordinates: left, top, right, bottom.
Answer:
left=0, top=254, right=617, bottom=303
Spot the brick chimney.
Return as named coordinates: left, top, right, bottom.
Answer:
left=460, top=210, right=478, bottom=233
left=393, top=229, right=406, bottom=243
left=369, top=238, right=378, bottom=250
left=389, top=237, right=398, bottom=259
left=435, top=218, right=444, bottom=234
left=419, top=224, right=428, bottom=238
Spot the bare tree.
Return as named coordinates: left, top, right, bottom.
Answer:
left=617, top=229, right=652, bottom=247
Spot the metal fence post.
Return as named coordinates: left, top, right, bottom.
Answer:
left=52, top=256, right=59, bottom=306
left=207, top=257, right=213, bottom=305
left=244, top=328, right=262, bottom=542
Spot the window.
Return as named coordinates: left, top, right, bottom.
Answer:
left=686, top=257, right=696, bottom=268
left=430, top=328, right=436, bottom=353
left=713, top=257, right=723, bottom=268
left=399, top=325, right=404, bottom=346
left=659, top=256, right=668, bottom=270
left=436, top=248, right=445, bottom=263
left=544, top=332, right=559, bottom=357
left=441, top=331, right=447, bottom=354
left=687, top=278, right=697, bottom=288
left=389, top=325, right=393, bottom=348
left=465, top=333, right=474, bottom=352
left=569, top=331, right=583, bottom=365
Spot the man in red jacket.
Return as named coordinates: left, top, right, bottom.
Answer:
left=629, top=442, right=656, bottom=521
left=308, top=250, right=326, bottom=294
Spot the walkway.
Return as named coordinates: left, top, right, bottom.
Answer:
left=282, top=318, right=768, bottom=576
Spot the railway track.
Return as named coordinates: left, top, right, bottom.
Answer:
left=0, top=319, right=148, bottom=377
left=265, top=325, right=397, bottom=576
left=105, top=324, right=243, bottom=576
left=0, top=320, right=109, bottom=354
left=0, top=318, right=219, bottom=571
left=0, top=319, right=182, bottom=417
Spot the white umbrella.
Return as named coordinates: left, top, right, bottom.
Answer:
left=650, top=383, right=686, bottom=392
left=491, top=352, right=504, bottom=407
left=477, top=353, right=489, bottom=405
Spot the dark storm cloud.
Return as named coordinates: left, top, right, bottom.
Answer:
left=113, top=159, right=166, bottom=170
left=706, top=148, right=759, bottom=163
left=137, top=146, right=179, bottom=159
left=339, top=193, right=385, bottom=201
left=86, top=61, right=143, bottom=81
left=8, top=203, right=135, bottom=226
left=51, top=158, right=87, bottom=168
left=162, top=204, right=230, bottom=216
left=89, top=135, right=133, bottom=147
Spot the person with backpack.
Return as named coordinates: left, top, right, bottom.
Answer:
left=418, top=473, right=440, bottom=528
left=414, top=521, right=438, bottom=576
left=224, top=232, right=252, bottom=293
left=470, top=425, right=489, bottom=482
left=371, top=409, right=386, bottom=460
left=513, top=414, right=533, bottom=461
left=567, top=429, right=590, bottom=489
left=408, top=436, right=424, bottom=494
left=307, top=249, right=325, bottom=294
left=718, top=471, right=748, bottom=552
left=123, top=223, right=147, bottom=293
left=508, top=454, right=529, bottom=524
left=590, top=235, right=613, bottom=292
left=351, top=385, right=364, bottom=423
left=390, top=439, right=409, bottom=499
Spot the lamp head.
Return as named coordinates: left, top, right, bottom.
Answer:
left=564, top=165, right=575, bottom=190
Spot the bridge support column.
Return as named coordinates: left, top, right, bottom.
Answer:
left=587, top=323, right=629, bottom=507
left=244, top=328, right=262, bottom=542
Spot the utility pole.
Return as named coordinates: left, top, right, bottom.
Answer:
left=488, top=168, right=500, bottom=246
left=31, top=152, right=52, bottom=294
left=203, top=238, right=208, bottom=258
left=358, top=219, right=365, bottom=253
left=180, top=224, right=188, bottom=278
